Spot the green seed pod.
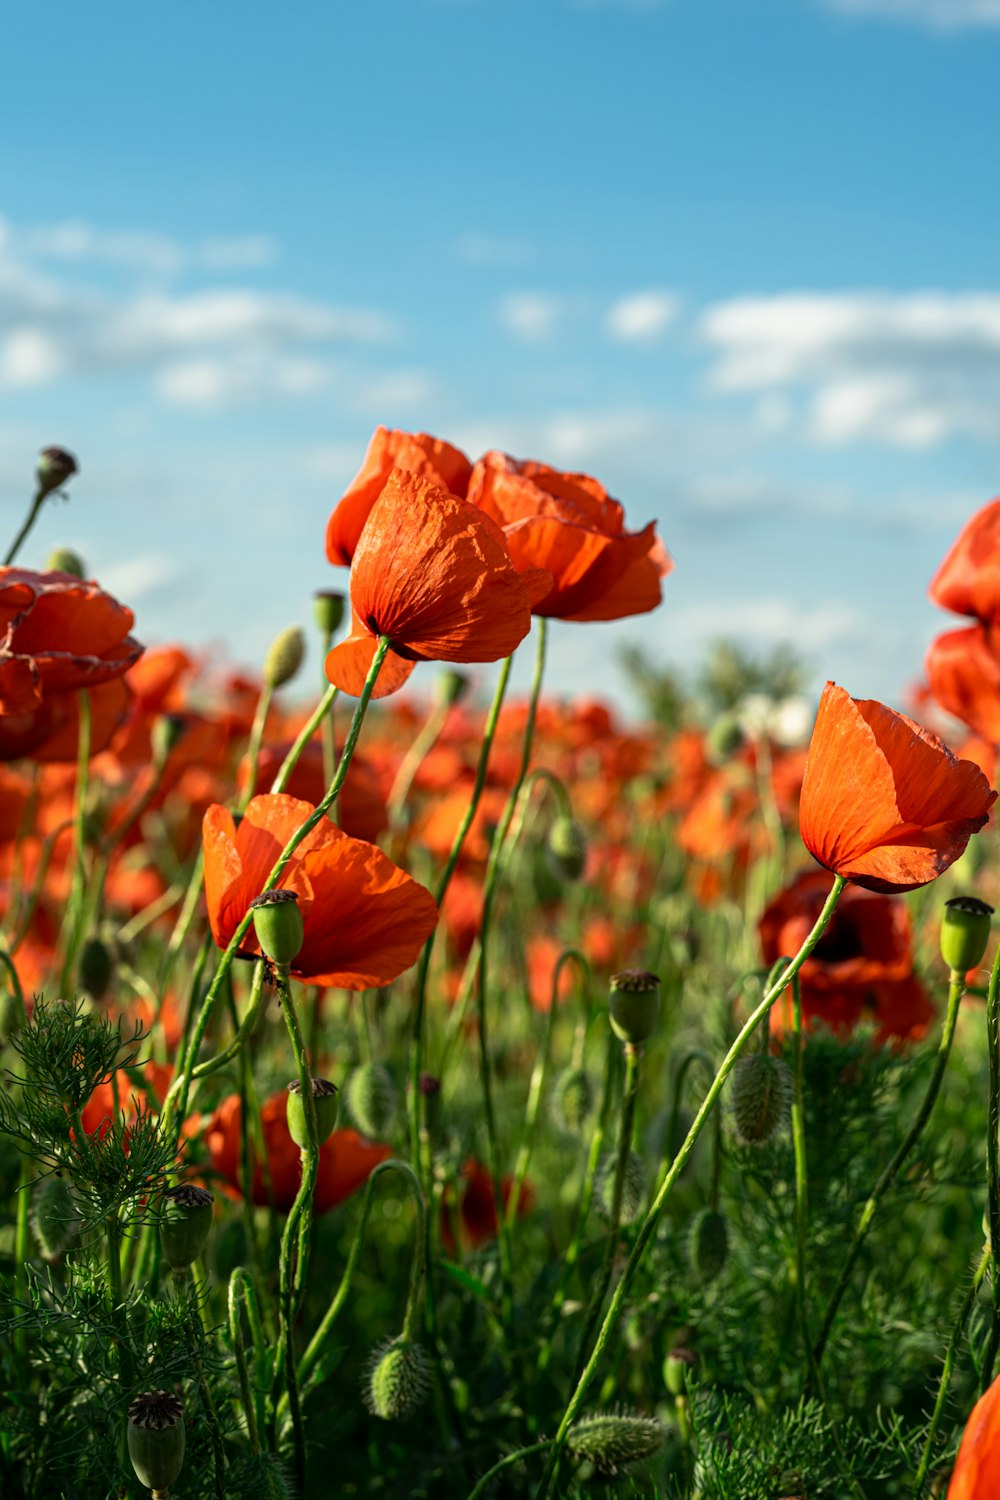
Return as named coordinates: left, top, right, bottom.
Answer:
left=608, top=969, right=660, bottom=1047
left=78, top=936, right=114, bottom=1003
left=553, top=1066, right=595, bottom=1134
left=596, top=1152, right=646, bottom=1226
left=313, top=590, right=346, bottom=637
left=688, top=1208, right=729, bottom=1283
left=36, top=446, right=78, bottom=498
left=347, top=1062, right=397, bottom=1139
left=151, top=712, right=187, bottom=766
left=46, top=546, right=85, bottom=578
left=567, top=1411, right=665, bottom=1474
left=663, top=1347, right=698, bottom=1398
left=249, top=889, right=304, bottom=969
left=434, top=667, right=469, bottom=707
left=729, top=1053, right=790, bottom=1146
left=547, top=816, right=588, bottom=883
left=941, top=896, right=994, bottom=975
left=263, top=624, right=306, bottom=689
left=160, top=1184, right=214, bottom=1273
left=30, top=1174, right=81, bottom=1261
left=127, top=1391, right=185, bottom=1492
left=286, top=1076, right=339, bottom=1148
left=365, top=1338, right=430, bottom=1420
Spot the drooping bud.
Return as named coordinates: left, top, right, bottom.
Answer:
left=313, top=591, right=346, bottom=637
left=263, top=625, right=306, bottom=689
left=729, top=1053, right=791, bottom=1146
left=434, top=668, right=469, bottom=708
left=663, top=1347, right=698, bottom=1398
left=151, top=712, right=187, bottom=767
left=553, top=1066, right=595, bottom=1134
left=36, top=446, right=78, bottom=499
left=547, top=816, right=588, bottom=883
left=46, top=546, right=85, bottom=578
left=249, top=889, right=304, bottom=970
left=78, top=936, right=114, bottom=1003
left=347, top=1062, right=397, bottom=1139
left=365, top=1338, right=430, bottom=1420
left=286, top=1077, right=339, bottom=1148
left=596, top=1152, right=646, bottom=1226
left=30, top=1174, right=81, bottom=1261
left=566, top=1411, right=665, bottom=1474
left=688, top=1207, right=729, bottom=1283
left=127, top=1391, right=185, bottom=1492
left=160, top=1184, right=214, bottom=1273
left=608, top=969, right=660, bottom=1047
left=941, top=896, right=994, bottom=976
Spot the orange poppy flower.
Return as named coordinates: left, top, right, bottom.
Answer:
left=466, top=451, right=672, bottom=621
left=205, top=1091, right=391, bottom=1213
left=926, top=625, right=1000, bottom=743
left=930, top=496, right=1000, bottom=625
left=325, top=427, right=473, bottom=567
left=440, top=1158, right=535, bottom=1255
left=799, top=682, right=995, bottom=894
left=947, top=1369, right=1000, bottom=1499
left=202, top=792, right=438, bottom=988
left=0, top=568, right=143, bottom=761
left=325, top=469, right=550, bottom=698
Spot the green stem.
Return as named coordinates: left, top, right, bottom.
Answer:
left=270, top=683, right=339, bottom=796
left=789, top=969, right=811, bottom=1382
left=239, top=683, right=274, bottom=810
left=58, top=690, right=91, bottom=996
left=914, top=1245, right=991, bottom=1493
left=13, top=1157, right=31, bottom=1382
left=813, top=967, right=967, bottom=1370
left=535, top=874, right=847, bottom=1499
left=984, top=940, right=1000, bottom=1388
left=465, top=1441, right=552, bottom=1500
left=386, top=693, right=451, bottom=839
left=3, top=487, right=46, bottom=567
left=228, top=1270, right=262, bottom=1455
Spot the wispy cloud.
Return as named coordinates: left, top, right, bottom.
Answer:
left=498, top=292, right=563, bottom=343
left=1, top=217, right=279, bottom=277
left=825, top=0, right=1000, bottom=27
left=701, top=291, right=1000, bottom=447
left=605, top=290, right=678, bottom=344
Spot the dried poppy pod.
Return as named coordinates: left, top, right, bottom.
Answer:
left=940, top=896, right=994, bottom=976
left=36, top=445, right=78, bottom=498
left=160, top=1184, right=214, bottom=1274
left=127, top=1391, right=185, bottom=1495
left=249, top=889, right=304, bottom=971
left=286, top=1076, right=339, bottom=1149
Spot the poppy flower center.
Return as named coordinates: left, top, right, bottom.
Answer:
left=813, top=921, right=865, bottom=964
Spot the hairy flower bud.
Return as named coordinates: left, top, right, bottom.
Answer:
left=313, top=590, right=346, bottom=637
left=36, top=446, right=78, bottom=499
left=688, top=1207, right=729, bottom=1283
left=46, top=545, right=85, bottom=578
left=729, top=1053, right=791, bottom=1146
left=596, top=1152, right=646, bottom=1226
left=286, top=1076, right=339, bottom=1148
left=434, top=667, right=469, bottom=707
left=663, top=1347, right=698, bottom=1398
left=553, top=1066, right=595, bottom=1134
left=608, top=969, right=660, bottom=1047
left=941, top=896, right=994, bottom=976
left=365, top=1338, right=430, bottom=1420
left=263, top=624, right=306, bottom=689
left=249, top=889, right=304, bottom=970
left=78, top=936, right=114, bottom=1003
left=567, top=1411, right=665, bottom=1474
left=547, top=816, right=588, bottom=883
left=127, top=1391, right=185, bottom=1492
left=347, top=1062, right=397, bottom=1139
left=160, top=1184, right=214, bottom=1273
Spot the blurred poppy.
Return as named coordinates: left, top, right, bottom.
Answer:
left=202, top=792, right=438, bottom=988
left=0, top=568, right=143, bottom=761
left=205, top=1091, right=391, bottom=1213
left=325, top=427, right=473, bottom=567
left=325, top=469, right=550, bottom=698
left=799, top=682, right=995, bottom=894
left=947, top=1368, right=1000, bottom=1499
left=440, top=1158, right=535, bottom=1255
left=929, top=496, right=1000, bottom=625
left=466, top=452, right=672, bottom=621
left=926, top=625, right=1000, bottom=743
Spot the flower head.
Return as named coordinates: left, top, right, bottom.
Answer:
left=947, top=1369, right=1000, bottom=1498
left=799, top=682, right=995, bottom=894
left=930, top=496, right=1000, bottom=625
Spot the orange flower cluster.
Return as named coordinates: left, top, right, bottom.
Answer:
left=927, top=498, right=1000, bottom=742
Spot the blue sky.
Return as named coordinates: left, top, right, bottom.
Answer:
left=2, top=0, right=998, bottom=717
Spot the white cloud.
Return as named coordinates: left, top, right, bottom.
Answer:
left=499, top=292, right=562, bottom=342
left=3, top=218, right=280, bottom=277
left=701, top=291, right=1000, bottom=448
left=154, top=354, right=334, bottom=407
left=98, top=552, right=179, bottom=605
left=197, top=235, right=278, bottom=270
left=605, top=290, right=678, bottom=344
left=668, top=596, right=864, bottom=653
left=826, top=0, right=1000, bottom=26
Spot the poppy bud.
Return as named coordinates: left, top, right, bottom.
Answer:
left=596, top=1152, right=646, bottom=1226
left=434, top=668, right=469, bottom=707
left=151, top=712, right=187, bottom=767
left=286, top=1076, right=339, bottom=1148
left=127, top=1391, right=185, bottom=1493
left=78, top=936, right=114, bottom=1002
left=36, top=446, right=78, bottom=499
left=249, top=889, right=304, bottom=970
left=313, top=590, right=346, bottom=637
left=663, top=1347, right=698, bottom=1398
left=365, top=1338, right=430, bottom=1420
left=553, top=1066, right=595, bottom=1134
left=31, top=1174, right=81, bottom=1262
left=263, top=624, right=306, bottom=690
left=608, top=969, right=660, bottom=1047
left=729, top=1054, right=790, bottom=1146
left=688, top=1208, right=729, bottom=1283
left=706, top=710, right=746, bottom=763
left=940, top=896, right=994, bottom=976
left=566, top=1411, right=665, bottom=1474
left=160, top=1184, right=214, bottom=1273
left=547, top=816, right=588, bottom=883
left=46, top=546, right=85, bottom=578
left=347, top=1062, right=397, bottom=1139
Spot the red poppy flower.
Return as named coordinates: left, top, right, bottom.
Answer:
left=206, top=1092, right=391, bottom=1213
left=325, top=469, right=551, bottom=699
left=947, top=1369, right=1000, bottom=1499
left=930, top=496, right=1000, bottom=625
left=760, top=870, right=933, bottom=1044
left=202, top=792, right=438, bottom=988
left=0, top=568, right=143, bottom=761
left=440, top=1158, right=535, bottom=1255
left=926, top=625, right=1000, bottom=743
left=325, top=427, right=474, bottom=568
left=466, top=452, right=672, bottom=621
left=799, top=682, right=995, bottom=894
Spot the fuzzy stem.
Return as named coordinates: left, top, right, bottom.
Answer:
left=914, top=1244, right=991, bottom=1492
left=227, top=1269, right=262, bottom=1455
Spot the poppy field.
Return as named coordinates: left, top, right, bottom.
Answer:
left=4, top=432, right=1000, bottom=1499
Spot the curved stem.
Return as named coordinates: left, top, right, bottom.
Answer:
left=270, top=683, right=339, bottom=796
left=3, top=487, right=46, bottom=567
left=465, top=1441, right=552, bottom=1500
left=227, top=1270, right=261, bottom=1455
left=914, top=1245, right=990, bottom=1493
